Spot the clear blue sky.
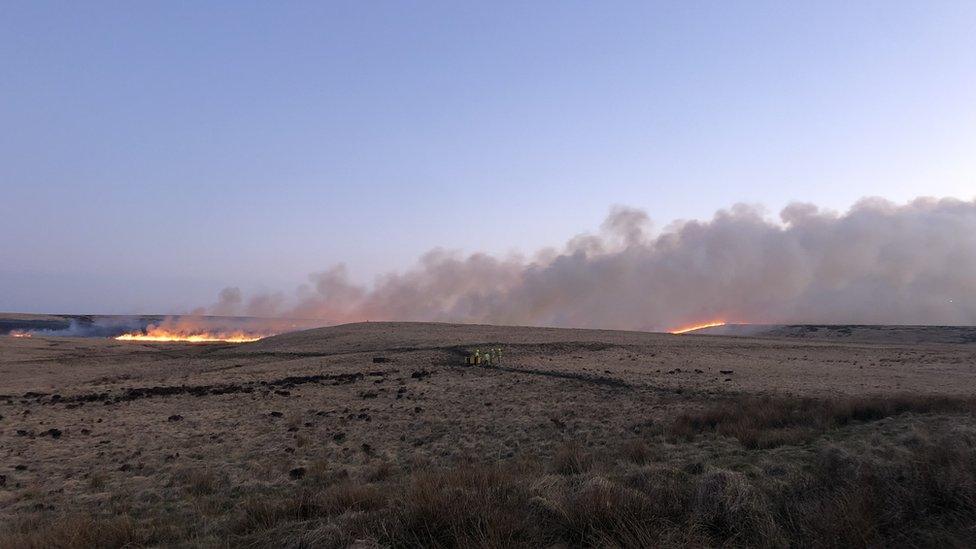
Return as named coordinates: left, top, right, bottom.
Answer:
left=2, top=1, right=975, bottom=314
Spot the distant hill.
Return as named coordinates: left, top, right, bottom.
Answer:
left=242, top=321, right=670, bottom=355
left=690, top=323, right=976, bottom=344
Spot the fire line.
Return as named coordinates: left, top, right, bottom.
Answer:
left=668, top=321, right=726, bottom=335
left=114, top=327, right=267, bottom=343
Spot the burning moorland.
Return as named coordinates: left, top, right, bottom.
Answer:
left=112, top=320, right=274, bottom=344
left=4, top=319, right=976, bottom=548
left=4, top=199, right=976, bottom=547
left=0, top=315, right=318, bottom=344
left=185, top=198, right=976, bottom=332
left=8, top=2, right=976, bottom=544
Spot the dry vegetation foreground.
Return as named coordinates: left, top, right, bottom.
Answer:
left=3, top=322, right=976, bottom=547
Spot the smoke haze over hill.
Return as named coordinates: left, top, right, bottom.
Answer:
left=201, top=197, right=976, bottom=332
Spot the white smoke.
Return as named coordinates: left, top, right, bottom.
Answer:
left=204, top=197, right=976, bottom=331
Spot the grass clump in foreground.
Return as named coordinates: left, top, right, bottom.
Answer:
left=5, top=394, right=976, bottom=548
left=665, top=393, right=976, bottom=449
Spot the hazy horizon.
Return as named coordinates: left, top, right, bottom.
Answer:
left=3, top=2, right=976, bottom=318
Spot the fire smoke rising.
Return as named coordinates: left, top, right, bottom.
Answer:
left=204, top=197, right=976, bottom=332
left=11, top=318, right=147, bottom=338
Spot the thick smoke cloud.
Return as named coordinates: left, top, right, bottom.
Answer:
left=16, top=317, right=147, bottom=338
left=205, top=197, right=976, bottom=331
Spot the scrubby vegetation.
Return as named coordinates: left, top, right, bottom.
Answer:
left=4, top=394, right=976, bottom=548
left=665, top=393, right=976, bottom=449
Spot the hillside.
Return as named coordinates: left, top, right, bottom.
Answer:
left=692, top=322, right=976, bottom=344
left=4, top=321, right=976, bottom=546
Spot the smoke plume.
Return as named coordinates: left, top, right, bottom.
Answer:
left=7, top=317, right=147, bottom=338
left=204, top=197, right=976, bottom=331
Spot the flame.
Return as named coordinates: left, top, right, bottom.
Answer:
left=115, top=325, right=268, bottom=343
left=668, top=320, right=726, bottom=335
left=9, top=330, right=32, bottom=338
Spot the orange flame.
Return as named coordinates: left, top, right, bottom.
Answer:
left=115, top=325, right=268, bottom=343
left=9, top=330, right=32, bottom=338
left=668, top=320, right=726, bottom=335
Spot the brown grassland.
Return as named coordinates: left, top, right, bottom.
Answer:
left=2, top=322, right=976, bottom=547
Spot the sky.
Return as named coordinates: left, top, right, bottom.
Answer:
left=2, top=1, right=975, bottom=315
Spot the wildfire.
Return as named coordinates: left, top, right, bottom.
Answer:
left=9, top=330, right=32, bottom=338
left=115, top=326, right=267, bottom=343
left=668, top=320, right=726, bottom=335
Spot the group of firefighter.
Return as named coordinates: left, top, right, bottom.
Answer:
left=464, top=347, right=503, bottom=366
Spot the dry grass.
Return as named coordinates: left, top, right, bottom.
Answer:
left=6, top=395, right=976, bottom=548
left=0, top=515, right=149, bottom=549
left=551, top=441, right=593, bottom=475
left=175, top=467, right=225, bottom=496
left=389, top=465, right=539, bottom=547
left=86, top=470, right=106, bottom=492
left=619, top=439, right=654, bottom=465
left=7, top=323, right=976, bottom=548
left=665, top=393, right=976, bottom=448
left=234, top=482, right=386, bottom=534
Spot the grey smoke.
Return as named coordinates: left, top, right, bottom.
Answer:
left=205, top=197, right=976, bottom=331
left=21, top=317, right=147, bottom=338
